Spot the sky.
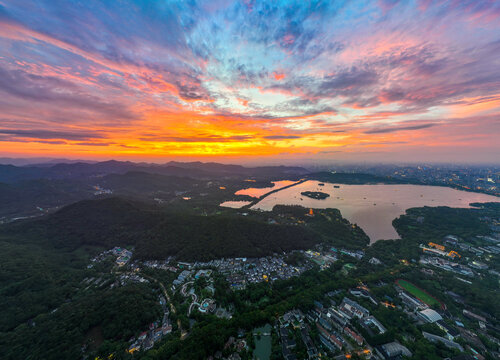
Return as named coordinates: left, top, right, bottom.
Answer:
left=0, top=0, right=499, bottom=164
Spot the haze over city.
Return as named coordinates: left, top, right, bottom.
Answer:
left=1, top=0, right=499, bottom=163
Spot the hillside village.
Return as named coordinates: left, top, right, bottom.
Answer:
left=81, top=210, right=500, bottom=360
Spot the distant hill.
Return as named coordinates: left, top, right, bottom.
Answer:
left=165, top=161, right=308, bottom=177
left=0, top=157, right=95, bottom=166
left=9, top=197, right=317, bottom=261
left=0, top=178, right=93, bottom=218
left=0, top=171, right=202, bottom=219
left=97, top=171, right=200, bottom=196
left=0, top=160, right=309, bottom=183
left=0, top=164, right=47, bottom=183
left=305, top=171, right=412, bottom=184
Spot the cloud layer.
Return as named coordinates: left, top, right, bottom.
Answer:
left=0, top=0, right=499, bottom=162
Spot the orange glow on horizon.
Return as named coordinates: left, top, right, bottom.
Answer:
left=1, top=1, right=499, bottom=163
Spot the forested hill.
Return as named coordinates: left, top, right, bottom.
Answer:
left=5, top=197, right=317, bottom=261
left=305, top=171, right=413, bottom=184
left=0, top=160, right=309, bottom=183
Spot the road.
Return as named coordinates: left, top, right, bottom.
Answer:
left=180, top=281, right=194, bottom=296
left=141, top=273, right=189, bottom=340
left=243, top=179, right=307, bottom=209
left=182, top=281, right=199, bottom=316
left=187, top=293, right=198, bottom=316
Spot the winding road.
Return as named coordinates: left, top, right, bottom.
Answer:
left=141, top=273, right=188, bottom=340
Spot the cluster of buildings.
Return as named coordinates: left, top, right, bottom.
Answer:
left=173, top=269, right=194, bottom=287
left=92, top=185, right=113, bottom=196
left=368, top=164, right=499, bottom=196
left=169, top=254, right=311, bottom=290
left=80, top=276, right=109, bottom=290
left=300, top=288, right=452, bottom=359
left=422, top=331, right=463, bottom=352
left=114, top=247, right=133, bottom=266
left=420, top=242, right=461, bottom=259
left=427, top=232, right=500, bottom=275
left=350, top=287, right=378, bottom=306
left=312, top=297, right=379, bottom=357
left=304, top=250, right=337, bottom=269
left=278, top=309, right=317, bottom=360
left=396, top=285, right=436, bottom=319
left=419, top=256, right=474, bottom=277
left=128, top=295, right=173, bottom=353
left=115, top=272, right=148, bottom=287
left=173, top=267, right=226, bottom=319
left=444, top=234, right=499, bottom=258
left=207, top=336, right=248, bottom=360
left=309, top=296, right=383, bottom=356
left=273, top=274, right=490, bottom=360
left=82, top=272, right=148, bottom=291
left=199, top=298, right=216, bottom=313
left=88, top=247, right=133, bottom=267
left=221, top=256, right=310, bottom=289
left=132, top=246, right=370, bottom=299
left=140, top=258, right=177, bottom=271
left=374, top=342, right=412, bottom=360
left=397, top=286, right=463, bottom=349
left=316, top=296, right=412, bottom=360
left=335, top=248, right=365, bottom=260
left=397, top=288, right=427, bottom=311
left=273, top=291, right=392, bottom=359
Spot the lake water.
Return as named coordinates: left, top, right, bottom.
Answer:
left=235, top=180, right=297, bottom=198
left=220, top=200, right=252, bottom=208
left=253, top=324, right=272, bottom=360
left=251, top=181, right=499, bottom=242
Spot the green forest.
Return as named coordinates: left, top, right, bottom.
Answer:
left=0, top=195, right=498, bottom=359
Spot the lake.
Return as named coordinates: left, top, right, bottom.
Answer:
left=253, top=324, right=272, bottom=360
left=220, top=200, right=252, bottom=208
left=251, top=181, right=499, bottom=242
left=235, top=180, right=298, bottom=198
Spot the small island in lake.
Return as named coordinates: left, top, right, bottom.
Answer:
left=301, top=191, right=330, bottom=200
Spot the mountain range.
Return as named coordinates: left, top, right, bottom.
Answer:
left=0, top=160, right=309, bottom=183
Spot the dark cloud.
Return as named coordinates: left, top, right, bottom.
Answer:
left=176, top=80, right=211, bottom=101
left=264, top=67, right=378, bottom=103
left=364, top=123, right=437, bottom=134
left=0, top=136, right=68, bottom=145
left=342, top=97, right=381, bottom=109
left=0, top=129, right=104, bottom=141
left=0, top=67, right=137, bottom=121
left=317, top=68, right=379, bottom=97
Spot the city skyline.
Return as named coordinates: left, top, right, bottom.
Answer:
left=1, top=0, right=499, bottom=163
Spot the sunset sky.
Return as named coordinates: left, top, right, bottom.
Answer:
left=0, top=0, right=499, bottom=163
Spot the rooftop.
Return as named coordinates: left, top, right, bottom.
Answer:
left=419, top=308, right=442, bottom=323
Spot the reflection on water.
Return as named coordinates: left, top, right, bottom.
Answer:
left=219, top=200, right=252, bottom=209
left=235, top=180, right=296, bottom=198
left=252, top=181, right=499, bottom=243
